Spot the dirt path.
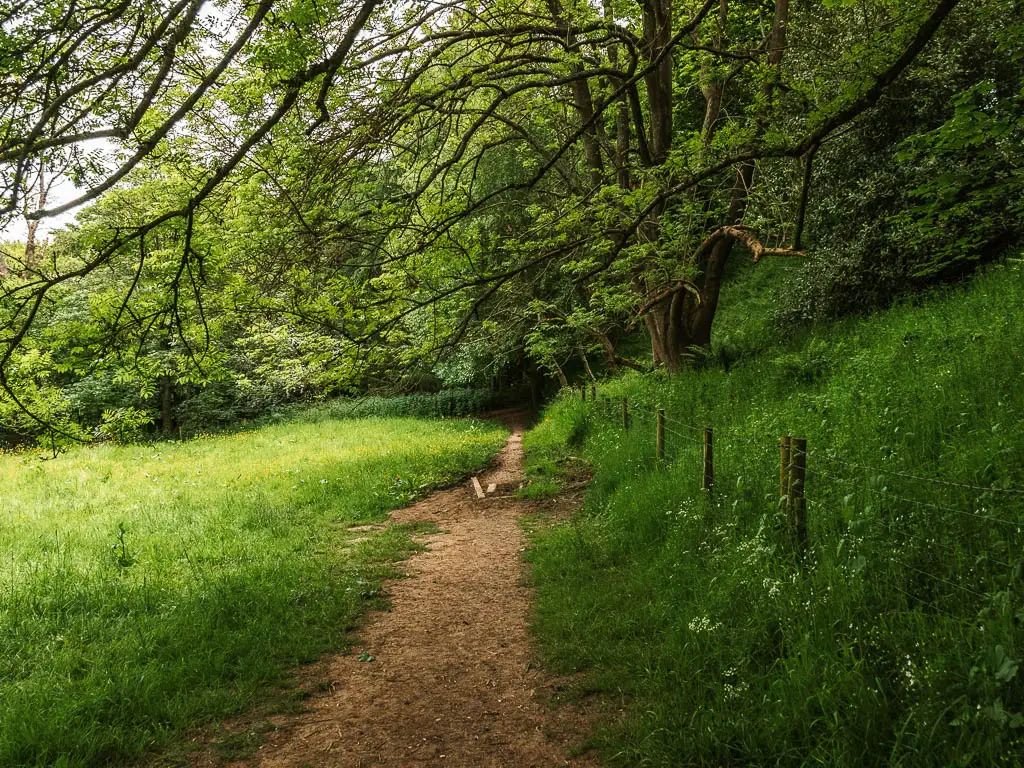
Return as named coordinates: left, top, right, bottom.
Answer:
left=228, top=418, right=595, bottom=767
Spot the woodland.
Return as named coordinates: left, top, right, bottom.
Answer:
left=0, top=0, right=1019, bottom=442
left=1, top=0, right=1024, bottom=766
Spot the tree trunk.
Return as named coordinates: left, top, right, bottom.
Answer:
left=687, top=162, right=755, bottom=347
left=642, top=0, right=789, bottom=370
left=769, top=0, right=789, bottom=67
left=160, top=375, right=175, bottom=435
left=23, top=162, right=46, bottom=274
left=604, top=0, right=632, bottom=190
left=642, top=0, right=673, bottom=164
left=579, top=347, right=597, bottom=381
left=551, top=359, right=568, bottom=388
left=547, top=0, right=605, bottom=186
left=699, top=0, right=727, bottom=147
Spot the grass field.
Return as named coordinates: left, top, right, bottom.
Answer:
left=524, top=261, right=1024, bottom=766
left=0, top=416, right=505, bottom=767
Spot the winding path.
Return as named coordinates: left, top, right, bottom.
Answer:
left=231, top=419, right=595, bottom=767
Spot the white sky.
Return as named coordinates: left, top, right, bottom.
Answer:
left=1, top=173, right=84, bottom=242
left=0, top=1, right=236, bottom=244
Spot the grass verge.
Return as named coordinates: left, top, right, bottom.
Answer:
left=525, top=262, right=1024, bottom=766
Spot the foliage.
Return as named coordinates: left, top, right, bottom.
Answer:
left=3, top=0, right=1013, bottom=435
left=782, top=2, right=1024, bottom=321
left=0, top=414, right=505, bottom=766
left=524, top=259, right=1024, bottom=765
left=2, top=0, right=1022, bottom=762
left=319, top=388, right=523, bottom=420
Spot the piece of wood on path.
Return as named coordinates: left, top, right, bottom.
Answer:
left=471, top=476, right=486, bottom=499
left=486, top=483, right=497, bottom=494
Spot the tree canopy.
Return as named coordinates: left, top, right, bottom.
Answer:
left=0, top=0, right=1020, bottom=442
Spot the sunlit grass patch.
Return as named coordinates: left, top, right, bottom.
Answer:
left=0, top=416, right=505, bottom=767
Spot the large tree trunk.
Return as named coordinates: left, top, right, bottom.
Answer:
left=645, top=166, right=756, bottom=373
left=642, top=0, right=788, bottom=370
left=688, top=162, right=755, bottom=346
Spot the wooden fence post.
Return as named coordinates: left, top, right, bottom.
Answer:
left=580, top=384, right=586, bottom=402
left=702, top=428, right=714, bottom=491
left=790, top=437, right=808, bottom=549
left=656, top=408, right=665, bottom=460
left=622, top=397, right=629, bottom=431
left=779, top=435, right=792, bottom=514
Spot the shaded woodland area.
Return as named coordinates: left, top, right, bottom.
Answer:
left=0, top=0, right=1019, bottom=443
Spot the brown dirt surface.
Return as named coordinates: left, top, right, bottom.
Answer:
left=208, top=414, right=598, bottom=768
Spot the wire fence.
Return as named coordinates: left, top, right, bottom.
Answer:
left=566, top=386, right=1024, bottom=627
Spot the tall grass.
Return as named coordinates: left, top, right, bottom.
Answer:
left=175, top=388, right=525, bottom=440
left=525, top=262, right=1024, bottom=765
left=308, top=388, right=524, bottom=421
left=0, top=416, right=505, bottom=767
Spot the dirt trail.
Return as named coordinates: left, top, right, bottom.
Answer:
left=230, top=416, right=595, bottom=768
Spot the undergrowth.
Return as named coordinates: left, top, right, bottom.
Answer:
left=173, top=387, right=522, bottom=441
left=311, top=388, right=521, bottom=421
left=0, top=416, right=505, bottom=767
left=524, top=261, right=1024, bottom=766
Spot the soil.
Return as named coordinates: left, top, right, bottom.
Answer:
left=203, top=414, right=597, bottom=768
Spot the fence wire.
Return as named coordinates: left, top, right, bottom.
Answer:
left=571, top=388, right=1024, bottom=628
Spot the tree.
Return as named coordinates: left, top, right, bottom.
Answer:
left=291, top=0, right=963, bottom=373
left=0, top=0, right=988, bottom=439
left=0, top=0, right=394, bottom=428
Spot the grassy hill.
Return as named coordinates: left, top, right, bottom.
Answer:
left=0, top=416, right=505, bottom=767
left=524, top=258, right=1024, bottom=766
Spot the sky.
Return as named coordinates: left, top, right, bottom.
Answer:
left=0, top=1, right=238, bottom=244
left=1, top=173, right=84, bottom=242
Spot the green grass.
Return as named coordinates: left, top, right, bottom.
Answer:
left=0, top=416, right=505, bottom=767
left=524, top=261, right=1024, bottom=766
left=514, top=476, right=562, bottom=500
left=316, top=387, right=523, bottom=420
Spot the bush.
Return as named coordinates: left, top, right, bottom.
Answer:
left=779, top=10, right=1023, bottom=324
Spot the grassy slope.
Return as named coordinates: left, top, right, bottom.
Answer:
left=525, top=260, right=1024, bottom=766
left=0, top=416, right=505, bottom=767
